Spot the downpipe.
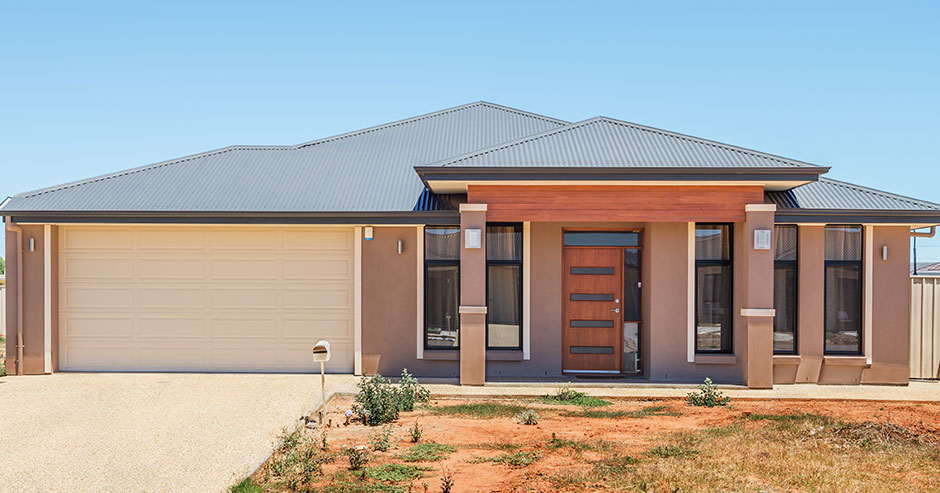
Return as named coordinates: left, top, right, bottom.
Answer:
left=910, top=226, right=936, bottom=238
left=5, top=218, right=24, bottom=376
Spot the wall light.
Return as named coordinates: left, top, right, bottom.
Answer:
left=364, top=226, right=373, bottom=241
left=465, top=228, right=482, bottom=249
left=753, top=229, right=771, bottom=250
left=882, top=245, right=888, bottom=260
left=28, top=237, right=35, bottom=252
left=397, top=239, right=403, bottom=255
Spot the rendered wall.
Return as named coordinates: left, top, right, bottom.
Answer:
left=4, top=224, right=51, bottom=375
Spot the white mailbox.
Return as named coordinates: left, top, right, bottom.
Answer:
left=312, top=340, right=331, bottom=362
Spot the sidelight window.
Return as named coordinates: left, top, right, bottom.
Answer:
left=425, top=227, right=460, bottom=349
left=773, top=225, right=798, bottom=354
left=824, top=225, right=863, bottom=355
left=486, top=224, right=523, bottom=349
left=695, top=224, right=733, bottom=353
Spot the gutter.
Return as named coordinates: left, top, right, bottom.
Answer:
left=6, top=210, right=460, bottom=225
left=911, top=226, right=936, bottom=238
left=775, top=209, right=940, bottom=224
left=5, top=217, right=23, bottom=376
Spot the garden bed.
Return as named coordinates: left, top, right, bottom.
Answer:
left=236, top=390, right=940, bottom=492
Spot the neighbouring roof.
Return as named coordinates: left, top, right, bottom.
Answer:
left=766, top=178, right=940, bottom=211
left=1, top=102, right=565, bottom=213
left=426, top=116, right=823, bottom=168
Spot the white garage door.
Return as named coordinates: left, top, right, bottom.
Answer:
left=58, top=226, right=356, bottom=372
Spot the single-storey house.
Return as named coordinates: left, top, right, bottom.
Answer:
left=4, top=102, right=939, bottom=387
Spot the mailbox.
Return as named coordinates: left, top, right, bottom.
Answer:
left=312, top=340, right=331, bottom=363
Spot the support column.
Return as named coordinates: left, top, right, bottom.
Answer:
left=742, top=204, right=776, bottom=388
left=458, top=203, right=487, bottom=385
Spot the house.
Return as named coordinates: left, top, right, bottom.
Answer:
left=912, top=261, right=940, bottom=276
left=4, top=102, right=939, bottom=388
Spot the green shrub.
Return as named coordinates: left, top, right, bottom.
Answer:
left=686, top=378, right=730, bottom=407
left=409, top=420, right=423, bottom=443
left=514, top=409, right=539, bottom=425
left=370, top=425, right=394, bottom=451
left=397, top=443, right=457, bottom=462
left=346, top=446, right=369, bottom=470
left=538, top=385, right=611, bottom=407
left=353, top=369, right=431, bottom=426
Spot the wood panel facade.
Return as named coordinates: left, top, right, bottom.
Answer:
left=467, top=185, right=764, bottom=222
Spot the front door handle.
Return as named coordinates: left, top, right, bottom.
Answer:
left=611, top=308, right=620, bottom=313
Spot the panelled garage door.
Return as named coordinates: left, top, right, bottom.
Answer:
left=58, top=226, right=356, bottom=372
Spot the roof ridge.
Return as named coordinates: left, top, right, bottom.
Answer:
left=432, top=115, right=823, bottom=168
left=13, top=102, right=566, bottom=200
left=817, top=177, right=940, bottom=210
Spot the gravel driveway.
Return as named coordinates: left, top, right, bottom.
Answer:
left=0, top=373, right=356, bottom=492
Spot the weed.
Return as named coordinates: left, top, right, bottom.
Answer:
left=474, top=451, right=541, bottom=467
left=646, top=444, right=698, bottom=458
left=354, top=370, right=431, bottom=426
left=546, top=433, right=613, bottom=453
left=398, top=369, right=432, bottom=412
left=365, top=463, right=433, bottom=483
left=320, top=428, right=329, bottom=450
left=563, top=405, right=680, bottom=419
left=514, top=409, right=539, bottom=425
left=370, top=425, right=395, bottom=452
left=440, top=467, right=455, bottom=493
left=686, top=378, right=730, bottom=407
left=397, top=443, right=457, bottom=462
left=410, top=420, right=423, bottom=443
left=590, top=455, right=639, bottom=475
left=230, top=477, right=261, bottom=493
left=346, top=446, right=370, bottom=470
left=538, top=385, right=611, bottom=407
left=427, top=402, right=527, bottom=419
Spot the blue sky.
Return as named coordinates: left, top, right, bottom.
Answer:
left=1, top=1, right=939, bottom=260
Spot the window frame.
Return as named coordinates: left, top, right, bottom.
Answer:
left=423, top=226, right=461, bottom=351
left=694, top=223, right=734, bottom=354
left=773, top=224, right=799, bottom=355
left=823, top=224, right=864, bottom=355
left=485, top=222, right=524, bottom=350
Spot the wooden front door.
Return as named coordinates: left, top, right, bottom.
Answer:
left=562, top=247, right=623, bottom=373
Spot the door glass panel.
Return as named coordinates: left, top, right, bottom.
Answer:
left=571, top=267, right=614, bottom=275
left=570, top=320, right=614, bottom=328
left=623, top=322, right=639, bottom=373
left=564, top=231, right=640, bottom=247
left=570, top=346, right=614, bottom=354
left=623, top=249, right=641, bottom=321
left=570, top=293, right=615, bottom=301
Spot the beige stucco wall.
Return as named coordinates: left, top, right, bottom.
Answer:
left=5, top=224, right=52, bottom=375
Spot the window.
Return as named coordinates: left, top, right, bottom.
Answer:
left=425, top=227, right=460, bottom=349
left=695, top=224, right=733, bottom=353
left=773, top=225, right=798, bottom=354
left=824, top=225, right=862, bottom=355
left=486, top=224, right=523, bottom=349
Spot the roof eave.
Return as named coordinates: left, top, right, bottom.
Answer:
left=774, top=208, right=940, bottom=224
left=5, top=210, right=459, bottom=225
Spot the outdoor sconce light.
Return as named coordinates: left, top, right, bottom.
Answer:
left=397, top=239, right=403, bottom=255
left=753, top=229, right=771, bottom=250
left=28, top=237, right=35, bottom=252
left=882, top=245, right=888, bottom=260
left=465, top=228, right=482, bottom=249
left=364, top=226, right=373, bottom=241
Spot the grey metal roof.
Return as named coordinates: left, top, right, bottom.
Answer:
left=1, top=102, right=566, bottom=213
left=428, top=116, right=823, bottom=168
left=767, top=178, right=940, bottom=211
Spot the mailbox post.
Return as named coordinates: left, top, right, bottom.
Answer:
left=312, top=341, right=331, bottom=413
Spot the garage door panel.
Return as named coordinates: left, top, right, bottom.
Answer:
left=62, top=316, right=134, bottom=338
left=138, top=258, right=206, bottom=280
left=60, top=226, right=356, bottom=373
left=283, top=317, right=351, bottom=339
left=138, top=317, right=208, bottom=338
left=210, top=318, right=279, bottom=339
left=283, top=258, right=352, bottom=280
left=138, top=288, right=206, bottom=308
left=64, top=286, right=134, bottom=309
left=64, top=257, right=134, bottom=280
left=283, top=287, right=351, bottom=310
left=136, top=228, right=206, bottom=250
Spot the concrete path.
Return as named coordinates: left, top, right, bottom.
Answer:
left=423, top=380, right=940, bottom=402
left=0, top=373, right=356, bottom=493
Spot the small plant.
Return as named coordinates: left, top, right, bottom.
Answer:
left=346, top=446, right=369, bottom=470
left=397, top=443, right=457, bottom=462
left=514, top=409, right=540, bottom=425
left=410, top=420, right=424, bottom=443
left=686, top=377, right=730, bottom=407
left=370, top=424, right=395, bottom=451
left=399, top=368, right=432, bottom=411
left=440, top=467, right=455, bottom=493
left=319, top=428, right=329, bottom=450
left=365, top=463, right=432, bottom=482
left=539, top=385, right=611, bottom=407
left=647, top=444, right=698, bottom=458
left=480, top=451, right=540, bottom=467
left=230, top=477, right=261, bottom=493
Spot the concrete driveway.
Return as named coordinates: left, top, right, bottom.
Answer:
left=0, top=373, right=356, bottom=492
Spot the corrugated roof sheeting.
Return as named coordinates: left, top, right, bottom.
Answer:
left=768, top=178, right=940, bottom=210
left=2, top=102, right=565, bottom=212
left=433, top=117, right=821, bottom=168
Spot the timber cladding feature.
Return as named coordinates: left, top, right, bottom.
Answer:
left=467, top=185, right=764, bottom=222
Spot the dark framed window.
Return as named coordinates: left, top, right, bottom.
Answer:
left=824, top=225, right=863, bottom=355
left=486, top=223, right=523, bottom=349
left=773, top=225, right=798, bottom=354
left=695, top=224, right=733, bottom=353
left=425, top=227, right=460, bottom=349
